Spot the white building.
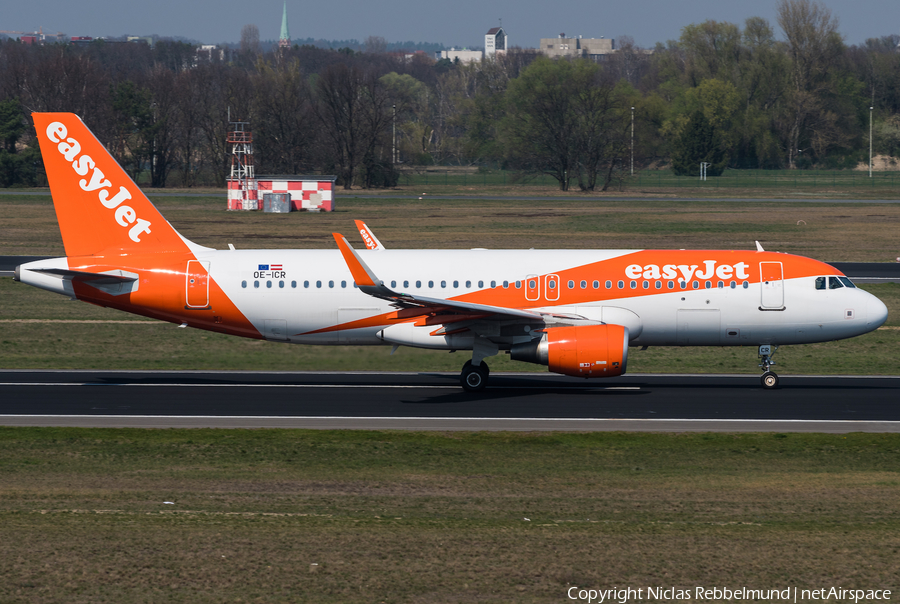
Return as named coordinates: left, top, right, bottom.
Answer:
left=540, top=33, right=615, bottom=60
left=485, top=27, right=507, bottom=57
left=435, top=48, right=483, bottom=64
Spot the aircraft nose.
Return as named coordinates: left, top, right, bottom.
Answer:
left=867, top=294, right=888, bottom=328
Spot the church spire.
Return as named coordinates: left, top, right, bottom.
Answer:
left=279, top=2, right=291, bottom=49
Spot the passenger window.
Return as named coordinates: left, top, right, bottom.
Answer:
left=815, top=277, right=826, bottom=290
left=341, top=281, right=347, bottom=288
left=254, top=280, right=259, bottom=288
left=742, top=281, right=749, bottom=289
left=617, top=280, right=624, bottom=289
left=428, top=280, right=434, bottom=288
left=291, top=281, right=297, bottom=288
left=593, top=280, right=599, bottom=289
left=328, top=281, right=334, bottom=288
left=730, top=281, right=736, bottom=289
left=404, top=280, right=409, bottom=288
left=316, top=280, right=322, bottom=288
left=416, top=280, right=422, bottom=288
left=667, top=281, right=674, bottom=289
left=630, top=280, right=637, bottom=289
left=304, top=281, right=309, bottom=288
left=680, top=281, right=687, bottom=289
left=655, top=281, right=662, bottom=289
left=279, top=280, right=284, bottom=288
left=692, top=281, right=699, bottom=289
left=829, top=277, right=844, bottom=289
left=502, top=281, right=509, bottom=288
left=705, top=281, right=711, bottom=289
left=717, top=281, right=724, bottom=288
left=548, top=280, right=556, bottom=289
left=478, top=280, right=484, bottom=288
left=466, top=281, right=471, bottom=288
left=266, top=281, right=272, bottom=288
left=241, top=280, right=247, bottom=288
left=491, top=280, right=497, bottom=288
left=391, top=280, right=397, bottom=288
left=454, top=280, right=459, bottom=288
left=605, top=280, right=612, bottom=289
left=515, top=281, right=521, bottom=289
left=642, top=281, right=649, bottom=289
left=579, top=280, right=586, bottom=289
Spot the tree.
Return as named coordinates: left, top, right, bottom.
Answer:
left=315, top=61, right=394, bottom=188
left=503, top=57, right=630, bottom=191
left=253, top=61, right=316, bottom=174
left=240, top=25, right=260, bottom=55
left=671, top=110, right=728, bottom=176
left=777, top=0, right=845, bottom=168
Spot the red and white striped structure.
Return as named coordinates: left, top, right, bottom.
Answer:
left=227, top=176, right=336, bottom=212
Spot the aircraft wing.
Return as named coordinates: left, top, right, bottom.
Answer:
left=332, top=233, right=543, bottom=321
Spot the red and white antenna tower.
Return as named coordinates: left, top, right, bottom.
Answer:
left=227, top=119, right=256, bottom=209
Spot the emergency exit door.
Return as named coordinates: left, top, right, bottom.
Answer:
left=186, top=260, right=210, bottom=308
left=759, top=262, right=784, bottom=309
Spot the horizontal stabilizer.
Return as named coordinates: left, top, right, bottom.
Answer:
left=29, top=267, right=138, bottom=285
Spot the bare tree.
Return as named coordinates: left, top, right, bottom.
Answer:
left=365, top=36, right=387, bottom=54
left=316, top=61, right=392, bottom=188
left=240, top=24, right=260, bottom=55
left=776, top=0, right=844, bottom=167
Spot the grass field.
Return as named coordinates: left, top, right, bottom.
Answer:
left=2, top=190, right=899, bottom=602
left=2, top=193, right=900, bottom=260
left=1, top=428, right=898, bottom=603
left=396, top=167, right=900, bottom=195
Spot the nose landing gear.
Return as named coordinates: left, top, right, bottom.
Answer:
left=758, top=344, right=779, bottom=389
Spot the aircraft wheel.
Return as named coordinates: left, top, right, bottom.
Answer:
left=461, top=361, right=489, bottom=392
left=760, top=371, right=779, bottom=389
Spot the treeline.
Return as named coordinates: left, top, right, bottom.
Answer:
left=1, top=0, right=899, bottom=191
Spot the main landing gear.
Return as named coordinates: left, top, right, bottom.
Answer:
left=460, top=360, right=490, bottom=392
left=758, top=344, right=779, bottom=389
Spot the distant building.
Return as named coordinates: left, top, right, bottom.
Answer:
left=540, top=33, right=615, bottom=60
left=279, top=1, right=291, bottom=49
left=127, top=36, right=153, bottom=47
left=485, top=26, right=507, bottom=57
left=435, top=48, right=482, bottom=64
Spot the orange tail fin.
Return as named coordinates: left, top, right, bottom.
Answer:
left=33, top=112, right=192, bottom=257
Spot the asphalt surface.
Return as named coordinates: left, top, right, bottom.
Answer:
left=1, top=371, right=899, bottom=432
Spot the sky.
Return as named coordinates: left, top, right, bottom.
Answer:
left=4, top=0, right=898, bottom=48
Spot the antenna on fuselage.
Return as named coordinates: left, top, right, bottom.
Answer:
left=755, top=241, right=765, bottom=252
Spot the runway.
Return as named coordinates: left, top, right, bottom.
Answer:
left=2, top=371, right=899, bottom=432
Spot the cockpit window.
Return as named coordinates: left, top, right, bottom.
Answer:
left=815, top=277, right=825, bottom=290
left=838, top=276, right=856, bottom=288
left=828, top=276, right=844, bottom=289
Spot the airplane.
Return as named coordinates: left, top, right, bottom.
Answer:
left=14, top=112, right=889, bottom=391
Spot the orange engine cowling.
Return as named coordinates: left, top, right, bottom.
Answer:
left=510, top=324, right=629, bottom=378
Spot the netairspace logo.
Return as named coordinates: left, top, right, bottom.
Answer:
left=566, top=586, right=892, bottom=603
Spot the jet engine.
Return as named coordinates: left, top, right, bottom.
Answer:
left=510, top=324, right=629, bottom=378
